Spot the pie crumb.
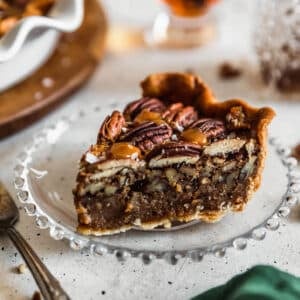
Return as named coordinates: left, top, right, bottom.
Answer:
left=17, top=263, right=27, bottom=274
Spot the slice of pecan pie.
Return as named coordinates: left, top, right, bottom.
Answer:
left=73, top=73, right=275, bottom=235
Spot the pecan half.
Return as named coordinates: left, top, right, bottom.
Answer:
left=97, top=111, right=125, bottom=142
left=123, top=97, right=166, bottom=121
left=189, top=118, right=226, bottom=139
left=121, top=121, right=172, bottom=152
left=226, top=106, right=250, bottom=130
left=146, top=142, right=201, bottom=168
left=162, top=103, right=198, bottom=131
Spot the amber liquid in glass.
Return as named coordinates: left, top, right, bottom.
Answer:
left=162, top=0, right=219, bottom=17
left=147, top=0, right=219, bottom=47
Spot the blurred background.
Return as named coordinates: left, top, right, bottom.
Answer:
left=100, top=0, right=298, bottom=101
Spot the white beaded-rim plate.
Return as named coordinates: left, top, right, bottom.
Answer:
left=13, top=104, right=300, bottom=264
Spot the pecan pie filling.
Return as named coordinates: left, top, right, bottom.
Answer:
left=73, top=73, right=275, bottom=235
left=0, top=0, right=55, bottom=37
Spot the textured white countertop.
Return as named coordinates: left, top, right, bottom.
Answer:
left=1, top=1, right=300, bottom=299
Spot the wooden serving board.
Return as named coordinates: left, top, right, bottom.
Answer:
left=0, top=0, right=107, bottom=139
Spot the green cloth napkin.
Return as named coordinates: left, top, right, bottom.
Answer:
left=192, top=265, right=300, bottom=300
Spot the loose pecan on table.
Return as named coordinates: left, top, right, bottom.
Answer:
left=219, top=62, right=242, bottom=79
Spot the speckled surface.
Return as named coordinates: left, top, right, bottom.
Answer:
left=1, top=0, right=300, bottom=299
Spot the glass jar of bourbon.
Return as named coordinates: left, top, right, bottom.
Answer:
left=147, top=0, right=219, bottom=48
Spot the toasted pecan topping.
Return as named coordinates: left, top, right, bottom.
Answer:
left=123, top=97, right=165, bottom=121
left=162, top=103, right=198, bottom=131
left=189, top=118, right=226, bottom=139
left=121, top=121, right=172, bottom=152
left=98, top=111, right=125, bottom=142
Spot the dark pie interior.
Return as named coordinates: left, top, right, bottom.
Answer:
left=73, top=73, right=275, bottom=235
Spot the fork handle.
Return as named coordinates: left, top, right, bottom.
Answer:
left=7, top=227, right=70, bottom=300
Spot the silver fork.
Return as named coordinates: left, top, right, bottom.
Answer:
left=0, top=182, right=70, bottom=300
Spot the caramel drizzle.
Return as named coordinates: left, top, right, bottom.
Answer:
left=110, top=142, right=141, bottom=160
